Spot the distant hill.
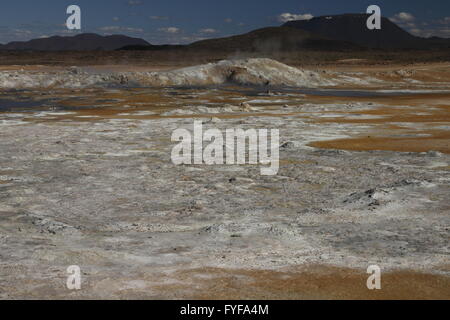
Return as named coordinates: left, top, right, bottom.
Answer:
left=283, top=14, right=450, bottom=49
left=117, top=44, right=184, bottom=51
left=2, top=16, right=449, bottom=53
left=117, top=26, right=361, bottom=53
left=0, top=33, right=150, bottom=51
left=187, top=27, right=361, bottom=52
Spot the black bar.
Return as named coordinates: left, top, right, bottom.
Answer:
left=0, top=300, right=446, bottom=318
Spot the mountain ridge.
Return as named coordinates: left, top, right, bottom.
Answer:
left=283, top=13, right=449, bottom=49
left=1, top=13, right=449, bottom=52
left=0, top=33, right=150, bottom=51
left=185, top=26, right=361, bottom=52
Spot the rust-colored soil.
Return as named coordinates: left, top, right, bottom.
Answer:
left=157, top=265, right=450, bottom=300
left=308, top=94, right=450, bottom=154
left=310, top=131, right=450, bottom=154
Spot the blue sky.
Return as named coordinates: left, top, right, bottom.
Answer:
left=0, top=0, right=449, bottom=44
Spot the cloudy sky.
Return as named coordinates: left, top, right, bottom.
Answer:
left=0, top=0, right=449, bottom=44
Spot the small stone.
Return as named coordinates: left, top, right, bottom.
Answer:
left=68, top=66, right=79, bottom=74
left=240, top=102, right=254, bottom=112
left=203, top=117, right=221, bottom=124
left=281, top=141, right=296, bottom=149
left=426, top=151, right=443, bottom=157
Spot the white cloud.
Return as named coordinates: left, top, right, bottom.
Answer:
left=150, top=16, right=169, bottom=20
left=402, top=25, right=450, bottom=38
left=439, top=28, right=450, bottom=35
left=12, top=28, right=33, bottom=35
left=158, top=27, right=181, bottom=34
left=390, top=12, right=415, bottom=24
left=99, top=26, right=144, bottom=33
left=437, top=17, right=450, bottom=25
left=181, top=36, right=205, bottom=42
left=199, top=28, right=217, bottom=34
left=277, top=13, right=314, bottom=23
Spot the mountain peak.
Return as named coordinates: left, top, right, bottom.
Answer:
left=283, top=13, right=427, bottom=49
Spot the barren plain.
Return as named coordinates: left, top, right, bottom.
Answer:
left=0, top=57, right=449, bottom=299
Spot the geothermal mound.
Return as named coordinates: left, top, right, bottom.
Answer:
left=137, top=58, right=331, bottom=87
left=0, top=58, right=332, bottom=89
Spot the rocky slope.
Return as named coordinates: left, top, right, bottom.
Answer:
left=284, top=14, right=449, bottom=49
left=0, top=58, right=333, bottom=88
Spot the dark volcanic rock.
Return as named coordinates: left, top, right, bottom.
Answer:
left=188, top=27, right=361, bottom=52
left=284, top=14, right=449, bottom=49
